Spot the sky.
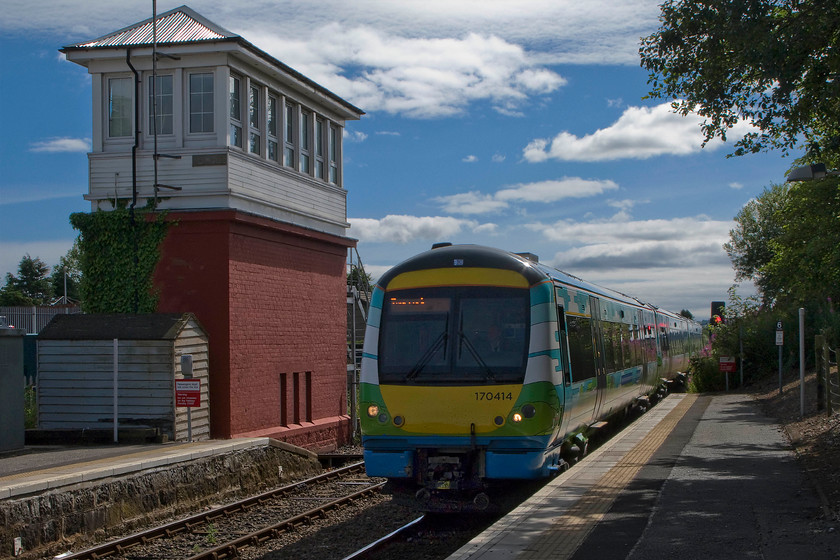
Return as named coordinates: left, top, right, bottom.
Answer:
left=0, top=0, right=797, bottom=320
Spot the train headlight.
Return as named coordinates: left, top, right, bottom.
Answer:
left=393, top=415, right=404, bottom=427
left=512, top=413, right=523, bottom=423
left=367, top=405, right=379, bottom=417
left=522, top=404, right=537, bottom=419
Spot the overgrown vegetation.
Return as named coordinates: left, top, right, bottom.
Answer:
left=24, top=385, right=37, bottom=429
left=689, top=176, right=840, bottom=389
left=70, top=204, right=171, bottom=313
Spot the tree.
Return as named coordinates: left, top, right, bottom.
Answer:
left=762, top=177, right=840, bottom=307
left=724, top=183, right=789, bottom=304
left=724, top=177, right=840, bottom=308
left=0, top=254, right=53, bottom=305
left=50, top=240, right=82, bottom=304
left=679, top=309, right=694, bottom=320
left=640, top=0, right=840, bottom=164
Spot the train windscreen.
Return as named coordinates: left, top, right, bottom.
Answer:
left=378, top=286, right=529, bottom=385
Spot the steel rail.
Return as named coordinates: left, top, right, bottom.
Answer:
left=185, top=481, right=387, bottom=560
left=340, top=515, right=426, bottom=560
left=60, top=461, right=368, bottom=560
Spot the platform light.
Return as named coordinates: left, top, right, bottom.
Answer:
left=786, top=163, right=838, bottom=182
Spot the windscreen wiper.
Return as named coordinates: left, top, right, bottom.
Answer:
left=459, top=331, right=496, bottom=382
left=406, top=332, right=448, bottom=380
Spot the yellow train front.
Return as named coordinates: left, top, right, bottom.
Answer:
left=359, top=244, right=701, bottom=511
left=359, top=244, right=566, bottom=511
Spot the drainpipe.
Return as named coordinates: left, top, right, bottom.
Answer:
left=126, top=48, right=140, bottom=313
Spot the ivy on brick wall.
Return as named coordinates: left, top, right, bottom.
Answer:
left=70, top=203, right=172, bottom=313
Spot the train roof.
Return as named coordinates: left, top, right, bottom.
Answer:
left=377, top=244, right=697, bottom=324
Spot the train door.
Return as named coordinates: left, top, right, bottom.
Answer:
left=555, top=303, right=573, bottom=438
left=589, top=297, right=608, bottom=420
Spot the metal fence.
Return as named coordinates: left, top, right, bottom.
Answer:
left=0, top=306, right=81, bottom=334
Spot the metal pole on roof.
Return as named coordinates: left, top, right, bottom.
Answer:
left=152, top=0, right=159, bottom=207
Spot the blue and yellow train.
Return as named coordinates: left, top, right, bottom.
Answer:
left=360, top=244, right=702, bottom=510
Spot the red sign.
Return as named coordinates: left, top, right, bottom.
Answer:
left=175, top=379, right=201, bottom=407
left=719, top=357, right=737, bottom=373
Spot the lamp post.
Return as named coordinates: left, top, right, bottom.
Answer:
left=784, top=163, right=836, bottom=415
left=786, top=163, right=839, bottom=182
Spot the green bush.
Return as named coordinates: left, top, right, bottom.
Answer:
left=688, top=356, right=727, bottom=393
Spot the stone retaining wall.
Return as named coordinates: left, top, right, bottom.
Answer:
left=1, top=444, right=321, bottom=559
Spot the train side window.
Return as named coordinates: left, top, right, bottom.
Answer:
left=566, top=316, right=596, bottom=381
left=602, top=323, right=614, bottom=374
left=622, top=324, right=633, bottom=369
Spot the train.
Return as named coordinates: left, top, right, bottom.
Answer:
left=359, top=244, right=702, bottom=511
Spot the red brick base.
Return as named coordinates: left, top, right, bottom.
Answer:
left=154, top=210, right=355, bottom=449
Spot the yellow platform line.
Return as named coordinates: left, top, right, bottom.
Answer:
left=519, top=393, right=698, bottom=559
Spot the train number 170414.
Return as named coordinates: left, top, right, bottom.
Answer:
left=475, top=391, right=513, bottom=401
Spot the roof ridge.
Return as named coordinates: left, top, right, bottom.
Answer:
left=65, top=5, right=239, bottom=49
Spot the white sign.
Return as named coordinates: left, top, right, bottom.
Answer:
left=776, top=330, right=784, bottom=346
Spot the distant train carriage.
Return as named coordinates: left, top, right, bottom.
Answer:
left=359, top=244, right=700, bottom=511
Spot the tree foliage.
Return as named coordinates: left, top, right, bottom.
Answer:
left=50, top=239, right=82, bottom=303
left=640, top=0, right=840, bottom=164
left=724, top=183, right=788, bottom=303
left=0, top=255, right=53, bottom=305
left=725, top=177, right=840, bottom=309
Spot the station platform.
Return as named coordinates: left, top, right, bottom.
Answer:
left=0, top=438, right=275, bottom=499
left=448, top=392, right=840, bottom=560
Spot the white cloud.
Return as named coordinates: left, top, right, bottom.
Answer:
left=252, top=27, right=568, bottom=118
left=435, top=178, right=619, bottom=215
left=434, top=191, right=509, bottom=215
left=3, top=1, right=668, bottom=120
left=523, top=102, right=755, bottom=162
left=535, top=215, right=730, bottom=245
left=729, top=182, right=744, bottom=190
left=344, top=130, right=368, bottom=142
left=463, top=155, right=478, bottom=163
left=496, top=178, right=619, bottom=203
left=492, top=153, right=506, bottom=163
left=29, top=137, right=91, bottom=153
left=349, top=215, right=485, bottom=243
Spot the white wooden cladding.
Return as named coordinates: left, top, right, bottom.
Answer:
left=37, top=323, right=210, bottom=441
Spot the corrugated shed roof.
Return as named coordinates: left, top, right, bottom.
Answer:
left=66, top=5, right=238, bottom=48
left=38, top=313, right=202, bottom=341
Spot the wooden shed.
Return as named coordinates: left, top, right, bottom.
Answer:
left=37, top=313, right=209, bottom=442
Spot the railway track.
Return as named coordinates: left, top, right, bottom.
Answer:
left=59, top=462, right=383, bottom=560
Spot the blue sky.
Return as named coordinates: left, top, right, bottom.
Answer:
left=0, top=1, right=795, bottom=319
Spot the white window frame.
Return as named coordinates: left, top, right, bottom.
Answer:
left=108, top=76, right=133, bottom=138
left=283, top=101, right=296, bottom=168
left=188, top=71, right=214, bottom=134
left=314, top=117, right=326, bottom=180
left=328, top=123, right=341, bottom=185
left=267, top=93, right=279, bottom=162
left=299, top=109, right=311, bottom=174
left=248, top=83, right=262, bottom=155
left=148, top=74, right=174, bottom=136
left=229, top=74, right=243, bottom=148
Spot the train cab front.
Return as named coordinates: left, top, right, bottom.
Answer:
left=358, top=245, right=562, bottom=511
